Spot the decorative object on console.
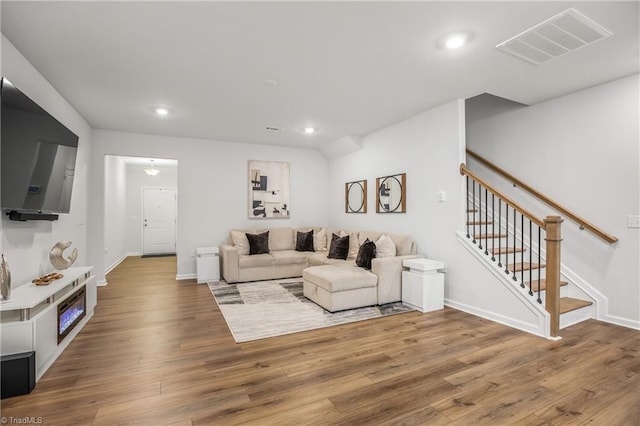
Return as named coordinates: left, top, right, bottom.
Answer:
left=328, top=233, right=349, bottom=260
left=376, top=173, right=406, bottom=213
left=295, top=230, right=315, bottom=252
left=49, top=241, right=78, bottom=270
left=32, top=272, right=64, bottom=286
left=345, top=180, right=367, bottom=213
left=248, top=160, right=290, bottom=219
left=0, top=254, right=11, bottom=301
left=246, top=231, right=270, bottom=255
left=356, top=239, right=377, bottom=270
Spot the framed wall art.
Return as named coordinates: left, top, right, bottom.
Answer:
left=248, top=160, right=290, bottom=219
left=376, top=173, right=406, bottom=213
left=345, top=180, right=367, bottom=213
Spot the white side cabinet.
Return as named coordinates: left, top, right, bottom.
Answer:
left=402, top=258, right=446, bottom=313
left=196, top=247, right=220, bottom=283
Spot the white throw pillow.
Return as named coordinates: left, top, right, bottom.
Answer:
left=314, top=228, right=327, bottom=252
left=375, top=234, right=396, bottom=258
left=230, top=230, right=250, bottom=255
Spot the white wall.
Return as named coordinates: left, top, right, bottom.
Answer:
left=125, top=163, right=178, bottom=255
left=103, top=155, right=128, bottom=272
left=88, top=130, right=329, bottom=283
left=1, top=35, right=91, bottom=287
left=466, top=74, right=640, bottom=326
left=328, top=99, right=541, bottom=330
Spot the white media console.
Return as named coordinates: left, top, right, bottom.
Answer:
left=0, top=267, right=96, bottom=381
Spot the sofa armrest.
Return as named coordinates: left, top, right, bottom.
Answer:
left=220, top=244, right=240, bottom=283
left=371, top=254, right=423, bottom=304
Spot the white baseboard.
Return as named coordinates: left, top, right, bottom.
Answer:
left=105, top=253, right=127, bottom=276
left=127, top=252, right=142, bottom=257
left=97, top=279, right=108, bottom=287
left=445, top=298, right=549, bottom=339
left=176, top=273, right=197, bottom=281
left=599, top=314, right=640, bottom=330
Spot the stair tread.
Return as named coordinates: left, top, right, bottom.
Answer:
left=491, top=247, right=526, bottom=255
left=524, top=279, right=569, bottom=291
left=559, top=297, right=593, bottom=314
left=506, top=262, right=545, bottom=272
left=474, top=233, right=507, bottom=239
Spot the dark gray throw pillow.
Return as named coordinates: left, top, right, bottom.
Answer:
left=296, top=230, right=315, bottom=252
left=328, top=233, right=349, bottom=260
left=356, top=238, right=377, bottom=270
left=246, top=231, right=270, bottom=255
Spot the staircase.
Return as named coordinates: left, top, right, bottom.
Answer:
left=459, top=164, right=596, bottom=338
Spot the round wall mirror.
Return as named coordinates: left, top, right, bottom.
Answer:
left=376, top=173, right=406, bottom=213
left=345, top=180, right=367, bottom=213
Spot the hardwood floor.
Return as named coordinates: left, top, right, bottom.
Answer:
left=2, top=256, right=638, bottom=425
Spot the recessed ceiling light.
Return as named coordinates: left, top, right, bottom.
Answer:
left=445, top=34, right=467, bottom=49
left=153, top=107, right=170, bottom=116
left=304, top=127, right=315, bottom=134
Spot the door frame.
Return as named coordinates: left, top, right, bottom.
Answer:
left=141, top=186, right=178, bottom=256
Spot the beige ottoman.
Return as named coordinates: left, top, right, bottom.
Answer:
left=302, top=265, right=378, bottom=312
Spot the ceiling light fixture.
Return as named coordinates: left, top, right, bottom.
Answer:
left=153, top=107, right=170, bottom=116
left=445, top=34, right=467, bottom=49
left=304, top=127, right=315, bottom=134
left=144, top=160, right=160, bottom=176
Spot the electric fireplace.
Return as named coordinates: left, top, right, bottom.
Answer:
left=57, top=287, right=86, bottom=344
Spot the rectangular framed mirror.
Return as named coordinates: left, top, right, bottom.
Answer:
left=345, top=180, right=367, bottom=213
left=376, top=173, right=406, bottom=213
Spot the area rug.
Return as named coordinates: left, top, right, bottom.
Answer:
left=208, top=278, right=414, bottom=343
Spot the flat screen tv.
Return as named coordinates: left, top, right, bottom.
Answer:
left=1, top=77, right=79, bottom=219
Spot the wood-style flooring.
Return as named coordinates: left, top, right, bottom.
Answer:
left=2, top=256, right=638, bottom=425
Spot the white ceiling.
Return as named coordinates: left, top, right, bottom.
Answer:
left=2, top=2, right=638, bottom=150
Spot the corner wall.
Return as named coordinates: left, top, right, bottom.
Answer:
left=466, top=74, right=640, bottom=326
left=328, top=99, right=542, bottom=331
left=1, top=35, right=91, bottom=287
left=89, top=130, right=329, bottom=284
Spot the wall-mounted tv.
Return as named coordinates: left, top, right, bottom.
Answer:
left=1, top=78, right=79, bottom=220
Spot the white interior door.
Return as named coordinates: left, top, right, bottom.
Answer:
left=142, top=188, right=176, bottom=255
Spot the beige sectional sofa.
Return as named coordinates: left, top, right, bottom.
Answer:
left=220, top=226, right=421, bottom=311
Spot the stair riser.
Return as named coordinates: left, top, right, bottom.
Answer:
left=560, top=304, right=595, bottom=329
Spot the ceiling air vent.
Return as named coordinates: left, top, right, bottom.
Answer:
left=265, top=126, right=284, bottom=132
left=496, top=8, right=612, bottom=65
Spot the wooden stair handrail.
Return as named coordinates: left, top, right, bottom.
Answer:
left=466, top=149, right=618, bottom=244
left=460, top=164, right=545, bottom=228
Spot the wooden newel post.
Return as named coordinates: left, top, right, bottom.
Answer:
left=544, top=216, right=563, bottom=337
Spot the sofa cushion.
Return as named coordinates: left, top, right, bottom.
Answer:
left=247, top=231, right=270, bottom=255
left=359, top=231, right=381, bottom=246
left=375, top=234, right=396, bottom=258
left=307, top=253, right=353, bottom=266
left=269, top=227, right=294, bottom=251
left=388, top=233, right=412, bottom=256
left=295, top=230, right=315, bottom=252
left=328, top=233, right=349, bottom=260
left=303, top=265, right=377, bottom=292
left=313, top=228, right=327, bottom=252
left=271, top=250, right=309, bottom=266
left=238, top=253, right=274, bottom=268
left=230, top=229, right=257, bottom=255
left=356, top=239, right=376, bottom=270
left=347, top=231, right=360, bottom=259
